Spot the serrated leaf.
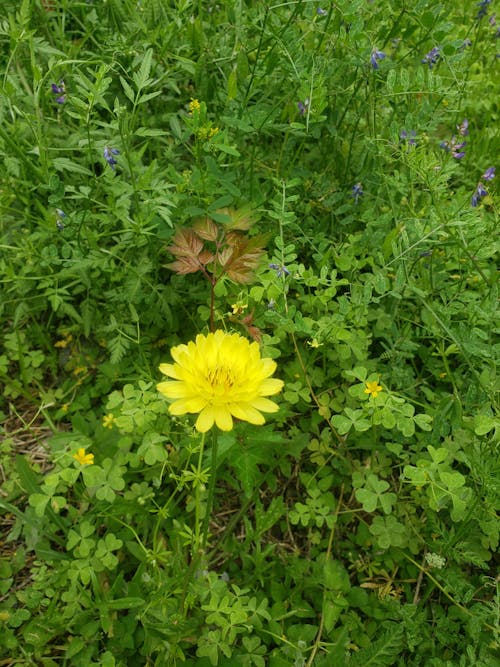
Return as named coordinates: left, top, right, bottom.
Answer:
left=193, top=216, right=219, bottom=241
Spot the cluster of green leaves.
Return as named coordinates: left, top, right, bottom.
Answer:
left=1, top=0, right=499, bottom=665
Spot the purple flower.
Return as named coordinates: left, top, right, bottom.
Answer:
left=457, top=119, right=468, bottom=136
left=400, top=129, right=417, bottom=145
left=461, top=39, right=473, bottom=49
left=351, top=182, right=364, bottom=203
left=370, top=48, right=386, bottom=69
left=104, top=146, right=120, bottom=170
left=55, top=208, right=66, bottom=231
left=440, top=136, right=466, bottom=159
left=421, top=46, right=440, bottom=68
left=269, top=263, right=290, bottom=278
left=476, top=0, right=492, bottom=20
left=51, top=80, right=66, bottom=104
left=317, top=8, right=327, bottom=16
left=482, top=166, right=495, bottom=181
left=297, top=98, right=310, bottom=116
left=471, top=182, right=488, bottom=207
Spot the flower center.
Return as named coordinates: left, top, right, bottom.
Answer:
left=207, top=365, right=235, bottom=394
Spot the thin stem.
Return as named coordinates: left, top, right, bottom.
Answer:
left=305, top=484, right=344, bottom=667
left=193, top=431, right=207, bottom=555
left=202, top=428, right=219, bottom=550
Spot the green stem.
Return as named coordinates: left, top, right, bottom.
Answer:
left=202, top=429, right=219, bottom=550
left=193, top=431, right=207, bottom=556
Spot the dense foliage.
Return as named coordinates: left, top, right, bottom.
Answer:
left=1, top=1, right=498, bottom=665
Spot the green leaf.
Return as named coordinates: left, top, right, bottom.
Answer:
left=324, top=560, right=350, bottom=592
left=105, top=597, right=145, bottom=610
left=474, top=415, right=497, bottom=436
left=331, top=414, right=352, bottom=435
left=355, top=488, right=378, bottom=513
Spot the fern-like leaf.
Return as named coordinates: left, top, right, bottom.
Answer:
left=347, top=624, right=404, bottom=667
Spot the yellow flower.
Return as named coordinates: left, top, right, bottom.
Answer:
left=73, top=448, right=94, bottom=465
left=54, top=334, right=72, bottom=348
left=364, top=380, right=383, bottom=398
left=231, top=302, right=248, bottom=315
left=189, top=98, right=201, bottom=114
left=157, top=330, right=284, bottom=432
left=102, top=413, right=115, bottom=429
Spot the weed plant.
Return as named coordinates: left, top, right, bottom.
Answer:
left=0, top=0, right=499, bottom=665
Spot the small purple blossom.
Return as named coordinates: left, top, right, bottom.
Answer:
left=471, top=182, right=488, bottom=207
left=351, top=182, right=364, bottom=204
left=317, top=8, right=327, bottom=16
left=476, top=0, right=492, bottom=20
left=440, top=136, right=466, bottom=159
left=55, top=208, right=66, bottom=231
left=269, top=263, right=291, bottom=278
left=400, top=129, right=417, bottom=146
left=461, top=39, right=473, bottom=49
left=297, top=98, right=310, bottom=116
left=370, top=48, right=386, bottom=69
left=421, top=46, right=440, bottom=68
left=457, top=119, right=468, bottom=136
left=482, top=166, right=495, bottom=181
left=51, top=80, right=66, bottom=104
left=104, top=146, right=120, bottom=170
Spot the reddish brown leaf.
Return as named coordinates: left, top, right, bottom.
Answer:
left=193, top=216, right=219, bottom=242
left=199, top=249, right=216, bottom=266
left=167, top=228, right=204, bottom=258
left=166, top=256, right=202, bottom=274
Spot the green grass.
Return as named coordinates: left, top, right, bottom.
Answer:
left=0, top=0, right=498, bottom=665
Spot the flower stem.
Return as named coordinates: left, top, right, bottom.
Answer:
left=193, top=431, right=207, bottom=556
left=202, top=428, right=219, bottom=550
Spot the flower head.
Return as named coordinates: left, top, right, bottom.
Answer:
left=476, top=0, right=492, bottom=21
left=189, top=98, right=201, bottom=115
left=269, top=263, right=291, bottom=278
left=421, top=46, right=440, bottom=68
left=440, top=136, right=466, bottom=159
left=102, top=413, right=115, bottom=429
left=352, top=182, right=364, bottom=203
left=157, top=330, right=284, bottom=432
left=482, top=166, right=495, bottom=181
left=55, top=208, right=66, bottom=231
left=471, top=181, right=489, bottom=207
left=104, top=146, right=119, bottom=170
left=73, top=448, right=94, bottom=465
left=297, top=98, right=310, bottom=116
left=51, top=80, right=66, bottom=104
left=400, top=129, right=417, bottom=146
left=457, top=119, right=469, bottom=136
left=370, top=48, right=386, bottom=69
left=364, top=380, right=383, bottom=398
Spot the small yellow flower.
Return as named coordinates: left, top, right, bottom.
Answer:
left=73, top=448, right=94, bottom=465
left=102, top=413, right=115, bottom=429
left=55, top=334, right=73, bottom=348
left=231, top=302, right=248, bottom=315
left=208, top=126, right=220, bottom=138
left=364, top=380, right=383, bottom=398
left=307, top=338, right=323, bottom=348
left=189, top=98, right=201, bottom=114
left=157, top=330, right=284, bottom=433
